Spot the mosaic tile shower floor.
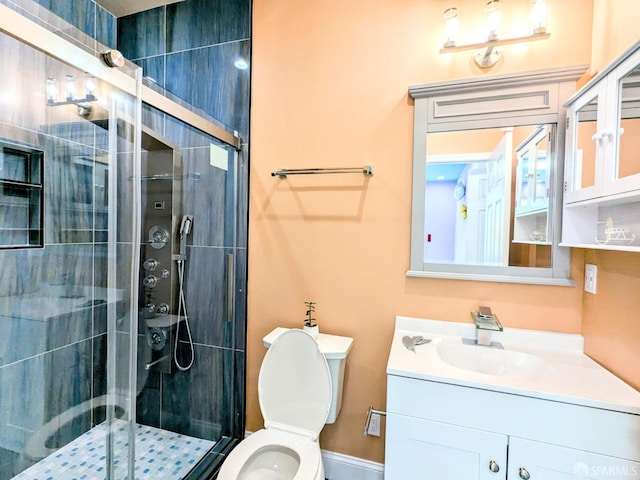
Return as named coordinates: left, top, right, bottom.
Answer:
left=12, top=420, right=214, bottom=480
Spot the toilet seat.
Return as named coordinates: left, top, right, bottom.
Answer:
left=217, top=429, right=322, bottom=480
left=218, top=329, right=332, bottom=479
left=258, top=328, right=332, bottom=441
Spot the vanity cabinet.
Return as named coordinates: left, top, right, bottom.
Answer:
left=562, top=40, right=640, bottom=250
left=385, top=375, right=640, bottom=480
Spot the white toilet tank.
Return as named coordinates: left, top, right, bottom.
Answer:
left=263, top=328, right=353, bottom=423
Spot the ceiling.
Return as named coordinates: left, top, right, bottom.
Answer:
left=93, top=0, right=184, bottom=17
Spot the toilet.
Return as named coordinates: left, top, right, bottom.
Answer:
left=218, top=329, right=337, bottom=480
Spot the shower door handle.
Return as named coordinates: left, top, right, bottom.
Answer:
left=227, top=253, right=234, bottom=323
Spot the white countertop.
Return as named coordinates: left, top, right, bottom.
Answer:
left=387, top=316, right=640, bottom=415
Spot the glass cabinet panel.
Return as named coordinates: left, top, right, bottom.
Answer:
left=573, top=94, right=599, bottom=192
left=532, top=128, right=550, bottom=210
left=616, top=64, right=640, bottom=180
left=516, top=149, right=531, bottom=211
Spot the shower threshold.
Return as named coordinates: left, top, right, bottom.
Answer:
left=12, top=420, right=215, bottom=480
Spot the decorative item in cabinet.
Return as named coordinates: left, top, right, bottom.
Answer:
left=0, top=140, right=44, bottom=249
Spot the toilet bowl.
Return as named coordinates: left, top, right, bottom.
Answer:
left=218, top=329, right=332, bottom=480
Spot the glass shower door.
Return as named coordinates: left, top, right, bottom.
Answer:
left=0, top=16, right=142, bottom=479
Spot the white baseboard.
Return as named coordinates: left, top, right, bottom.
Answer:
left=322, top=449, right=384, bottom=480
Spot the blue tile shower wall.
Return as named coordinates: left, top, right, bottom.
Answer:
left=118, top=0, right=251, bottom=140
left=30, top=0, right=117, bottom=48
left=119, top=0, right=251, bottom=445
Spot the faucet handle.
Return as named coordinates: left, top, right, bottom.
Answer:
left=478, top=305, right=493, bottom=318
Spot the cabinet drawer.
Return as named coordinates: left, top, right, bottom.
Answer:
left=387, top=375, right=640, bottom=461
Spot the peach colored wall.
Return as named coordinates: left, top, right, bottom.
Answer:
left=581, top=0, right=640, bottom=392
left=249, top=0, right=593, bottom=463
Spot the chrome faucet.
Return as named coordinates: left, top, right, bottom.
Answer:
left=471, top=306, right=503, bottom=347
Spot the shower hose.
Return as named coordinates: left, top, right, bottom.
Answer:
left=174, top=257, right=195, bottom=371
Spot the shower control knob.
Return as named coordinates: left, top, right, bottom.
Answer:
left=156, top=303, right=169, bottom=315
left=143, top=275, right=158, bottom=288
left=161, top=268, right=170, bottom=279
left=146, top=303, right=156, bottom=314
left=147, top=327, right=167, bottom=350
left=143, top=258, right=159, bottom=271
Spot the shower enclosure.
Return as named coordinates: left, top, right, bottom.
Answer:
left=0, top=2, right=246, bottom=479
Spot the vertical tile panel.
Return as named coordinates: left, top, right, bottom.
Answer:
left=164, top=40, right=251, bottom=139
left=136, top=56, right=166, bottom=89
left=33, top=0, right=96, bottom=39
left=166, top=0, right=251, bottom=53
left=160, top=344, right=231, bottom=441
left=117, top=7, right=166, bottom=60
left=181, top=147, right=227, bottom=247
left=183, top=246, right=229, bottom=347
left=96, top=4, right=116, bottom=49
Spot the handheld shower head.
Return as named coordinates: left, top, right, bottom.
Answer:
left=180, top=215, right=194, bottom=238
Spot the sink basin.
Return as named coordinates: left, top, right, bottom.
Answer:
left=436, top=341, right=547, bottom=378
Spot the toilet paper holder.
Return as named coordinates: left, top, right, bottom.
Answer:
left=363, top=405, right=386, bottom=437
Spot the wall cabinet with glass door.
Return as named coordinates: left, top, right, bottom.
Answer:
left=514, top=124, right=551, bottom=244
left=562, top=40, right=640, bottom=250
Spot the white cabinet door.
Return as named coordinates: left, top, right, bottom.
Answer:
left=564, top=81, right=607, bottom=204
left=601, top=52, right=640, bottom=198
left=385, top=413, right=507, bottom=480
left=508, top=438, right=640, bottom=480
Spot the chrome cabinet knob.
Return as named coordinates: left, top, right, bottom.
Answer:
left=519, top=467, right=531, bottom=480
left=489, top=460, right=500, bottom=473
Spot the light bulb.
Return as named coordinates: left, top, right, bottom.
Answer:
left=64, top=74, right=76, bottom=101
left=485, top=0, right=501, bottom=41
left=84, top=73, right=96, bottom=99
left=46, top=78, right=57, bottom=104
left=530, top=0, right=547, bottom=35
left=442, top=8, right=459, bottom=48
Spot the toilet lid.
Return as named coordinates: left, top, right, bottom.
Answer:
left=258, top=329, right=332, bottom=439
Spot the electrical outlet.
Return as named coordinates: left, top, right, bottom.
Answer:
left=585, top=263, right=598, bottom=294
left=367, top=412, right=381, bottom=436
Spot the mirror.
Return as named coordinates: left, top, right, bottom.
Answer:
left=407, top=66, right=585, bottom=285
left=424, top=124, right=553, bottom=268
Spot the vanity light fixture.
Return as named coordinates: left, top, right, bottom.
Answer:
left=440, top=0, right=550, bottom=69
left=46, top=72, right=98, bottom=108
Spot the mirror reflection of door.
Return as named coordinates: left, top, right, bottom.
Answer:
left=484, top=129, right=512, bottom=265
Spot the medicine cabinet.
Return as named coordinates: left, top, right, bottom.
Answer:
left=408, top=66, right=586, bottom=285
left=562, top=40, right=640, bottom=250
